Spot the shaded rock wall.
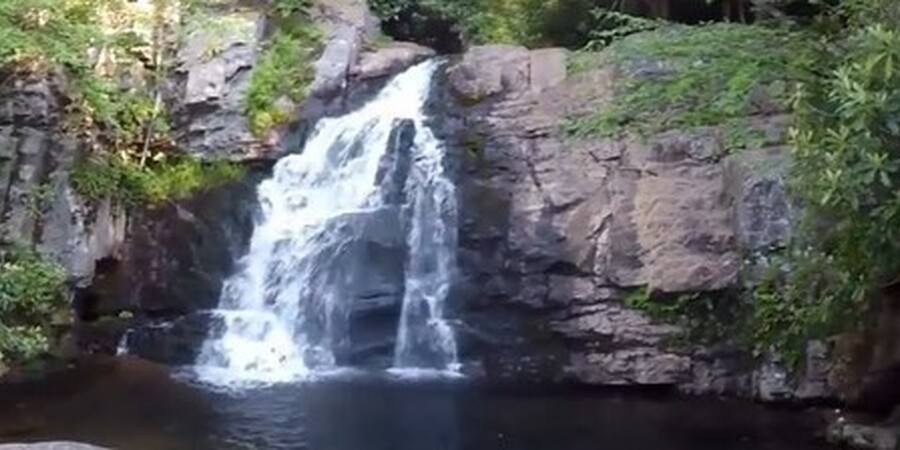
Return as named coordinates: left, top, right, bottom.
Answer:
left=0, top=72, right=127, bottom=289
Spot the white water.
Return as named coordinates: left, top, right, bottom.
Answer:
left=192, top=61, right=459, bottom=387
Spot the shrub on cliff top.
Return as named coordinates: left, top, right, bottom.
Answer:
left=368, top=0, right=603, bottom=47
left=0, top=246, right=67, bottom=366
left=72, top=154, right=244, bottom=205
left=564, top=23, right=813, bottom=145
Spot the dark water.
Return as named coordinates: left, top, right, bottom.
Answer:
left=0, top=358, right=831, bottom=450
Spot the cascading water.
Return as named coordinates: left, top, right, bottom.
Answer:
left=192, top=60, right=459, bottom=386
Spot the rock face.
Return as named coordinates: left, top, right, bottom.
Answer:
left=169, top=9, right=265, bottom=159
left=441, top=45, right=820, bottom=396
left=103, top=171, right=263, bottom=316
left=168, top=0, right=428, bottom=160
left=0, top=72, right=127, bottom=289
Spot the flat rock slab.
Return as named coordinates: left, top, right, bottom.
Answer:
left=0, top=443, right=108, bottom=450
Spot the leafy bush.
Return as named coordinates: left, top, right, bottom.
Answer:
left=0, top=247, right=67, bottom=365
left=0, top=0, right=158, bottom=135
left=72, top=155, right=245, bottom=205
left=0, top=0, right=101, bottom=73
left=245, top=0, right=322, bottom=135
left=368, top=0, right=605, bottom=47
left=564, top=23, right=811, bottom=146
left=625, top=287, right=735, bottom=346
left=750, top=1, right=900, bottom=362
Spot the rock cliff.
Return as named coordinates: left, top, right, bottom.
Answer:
left=0, top=72, right=127, bottom=292
left=440, top=44, right=820, bottom=398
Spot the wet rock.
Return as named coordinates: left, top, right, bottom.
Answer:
left=318, top=207, right=407, bottom=366
left=755, top=356, right=794, bottom=402
left=124, top=313, right=219, bottom=365
left=108, top=172, right=263, bottom=315
left=830, top=295, right=900, bottom=411
left=352, top=42, right=435, bottom=81
left=375, top=119, right=415, bottom=205
left=682, top=347, right=753, bottom=397
left=568, top=349, right=692, bottom=385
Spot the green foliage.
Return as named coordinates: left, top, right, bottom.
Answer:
left=564, top=24, right=810, bottom=145
left=747, top=0, right=900, bottom=362
left=368, top=0, right=609, bottom=48
left=72, top=154, right=244, bottom=205
left=0, top=1, right=158, bottom=136
left=0, top=246, right=67, bottom=365
left=27, top=183, right=54, bottom=219
left=582, top=8, right=665, bottom=50
left=245, top=0, right=322, bottom=136
left=625, top=287, right=732, bottom=346
left=0, top=0, right=102, bottom=73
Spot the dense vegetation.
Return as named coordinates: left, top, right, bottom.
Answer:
left=565, top=23, right=810, bottom=152
left=761, top=0, right=900, bottom=364
left=0, top=247, right=67, bottom=369
left=369, top=0, right=609, bottom=47
left=71, top=155, right=243, bottom=204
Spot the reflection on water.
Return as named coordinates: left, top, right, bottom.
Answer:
left=0, top=358, right=830, bottom=450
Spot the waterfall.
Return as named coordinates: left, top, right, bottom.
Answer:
left=192, top=60, right=459, bottom=386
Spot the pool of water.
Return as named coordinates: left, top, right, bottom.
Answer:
left=0, top=358, right=831, bottom=450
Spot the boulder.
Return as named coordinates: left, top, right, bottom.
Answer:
left=170, top=10, right=264, bottom=159
left=447, top=45, right=531, bottom=104
left=352, top=42, right=435, bottom=81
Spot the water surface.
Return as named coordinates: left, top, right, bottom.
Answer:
left=0, top=358, right=830, bottom=450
